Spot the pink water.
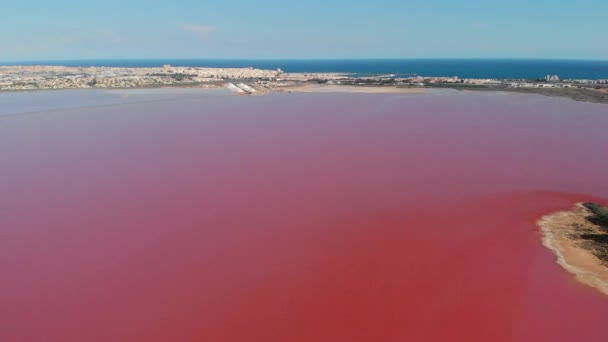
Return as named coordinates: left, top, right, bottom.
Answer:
left=1, top=90, right=607, bottom=341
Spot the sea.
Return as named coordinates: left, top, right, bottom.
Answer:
left=2, top=59, right=608, bottom=80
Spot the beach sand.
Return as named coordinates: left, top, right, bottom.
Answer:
left=538, top=203, right=608, bottom=295
left=277, top=83, right=426, bottom=94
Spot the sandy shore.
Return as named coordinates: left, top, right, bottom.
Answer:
left=538, top=203, right=608, bottom=295
left=276, top=84, right=426, bottom=94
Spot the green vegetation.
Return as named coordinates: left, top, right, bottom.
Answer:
left=576, top=203, right=608, bottom=263
left=170, top=74, right=195, bottom=81
left=582, top=202, right=608, bottom=229
left=580, top=234, right=608, bottom=243
left=426, top=83, right=491, bottom=89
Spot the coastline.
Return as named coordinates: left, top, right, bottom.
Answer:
left=4, top=83, right=606, bottom=106
left=538, top=203, right=608, bottom=295
left=2, top=82, right=607, bottom=107
left=2, top=65, right=608, bottom=104
left=464, top=86, right=608, bottom=105
left=0, top=82, right=224, bottom=94
left=273, top=83, right=426, bottom=94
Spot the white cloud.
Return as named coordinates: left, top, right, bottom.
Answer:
left=178, top=24, right=216, bottom=39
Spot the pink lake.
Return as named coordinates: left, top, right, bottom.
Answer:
left=1, top=89, right=607, bottom=341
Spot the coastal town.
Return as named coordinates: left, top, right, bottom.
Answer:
left=0, top=65, right=282, bottom=91
left=1, top=64, right=607, bottom=103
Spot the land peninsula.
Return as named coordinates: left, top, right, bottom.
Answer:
left=1, top=65, right=607, bottom=104
left=538, top=202, right=608, bottom=295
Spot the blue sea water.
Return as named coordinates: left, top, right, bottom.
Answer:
left=2, top=59, right=608, bottom=80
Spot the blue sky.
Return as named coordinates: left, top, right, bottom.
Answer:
left=2, top=0, right=607, bottom=61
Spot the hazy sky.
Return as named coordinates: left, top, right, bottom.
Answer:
left=2, top=0, right=607, bottom=61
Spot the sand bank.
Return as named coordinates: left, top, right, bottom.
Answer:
left=538, top=203, right=608, bottom=295
left=278, top=84, right=426, bottom=94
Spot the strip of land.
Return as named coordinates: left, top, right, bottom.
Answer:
left=1, top=65, right=607, bottom=104
left=275, top=83, right=426, bottom=94
left=538, top=203, right=608, bottom=295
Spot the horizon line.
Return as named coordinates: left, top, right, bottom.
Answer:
left=2, top=57, right=608, bottom=64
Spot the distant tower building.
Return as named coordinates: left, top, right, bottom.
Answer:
left=546, top=74, right=560, bottom=82
left=163, top=64, right=172, bottom=70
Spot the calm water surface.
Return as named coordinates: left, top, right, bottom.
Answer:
left=1, top=89, right=607, bottom=341
left=4, top=59, right=608, bottom=79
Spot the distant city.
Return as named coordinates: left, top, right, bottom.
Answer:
left=1, top=64, right=607, bottom=104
